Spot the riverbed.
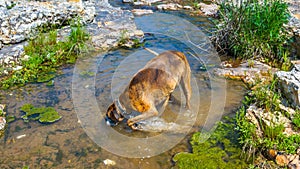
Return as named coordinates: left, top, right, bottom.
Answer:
left=0, top=2, right=247, bottom=168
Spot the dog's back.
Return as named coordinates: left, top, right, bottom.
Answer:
left=124, top=51, right=190, bottom=113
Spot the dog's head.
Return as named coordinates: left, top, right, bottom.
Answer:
left=105, top=103, right=124, bottom=126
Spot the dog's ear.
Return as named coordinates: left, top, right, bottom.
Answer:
left=106, top=103, right=119, bottom=123
left=106, top=103, right=124, bottom=126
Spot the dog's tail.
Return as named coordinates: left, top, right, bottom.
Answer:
left=143, top=47, right=159, bottom=56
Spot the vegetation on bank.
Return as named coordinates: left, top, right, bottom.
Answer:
left=236, top=78, right=300, bottom=156
left=213, top=0, right=291, bottom=69
left=0, top=19, right=90, bottom=89
left=173, top=118, right=249, bottom=169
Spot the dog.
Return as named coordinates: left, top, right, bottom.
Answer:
left=105, top=50, right=191, bottom=130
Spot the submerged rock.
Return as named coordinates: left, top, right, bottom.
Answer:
left=0, top=104, right=6, bottom=138
left=0, top=116, right=6, bottom=131
left=276, top=63, right=300, bottom=107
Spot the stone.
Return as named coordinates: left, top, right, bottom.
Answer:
left=123, top=0, right=133, bottom=3
left=103, top=159, right=116, bottom=166
left=183, top=6, right=193, bottom=10
left=276, top=154, right=289, bottom=166
left=214, top=60, right=276, bottom=85
left=132, top=9, right=153, bottom=16
left=268, top=149, right=278, bottom=159
left=198, top=2, right=219, bottom=16
left=276, top=64, right=300, bottom=107
left=288, top=155, right=300, bottom=169
left=133, top=1, right=146, bottom=6
left=133, top=30, right=144, bottom=36
left=0, top=117, right=6, bottom=130
left=157, top=3, right=179, bottom=10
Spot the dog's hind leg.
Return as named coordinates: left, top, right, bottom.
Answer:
left=180, top=69, right=191, bottom=110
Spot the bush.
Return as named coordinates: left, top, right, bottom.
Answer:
left=213, top=0, right=290, bottom=63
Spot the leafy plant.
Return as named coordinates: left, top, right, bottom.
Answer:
left=235, top=77, right=300, bottom=157
left=292, top=113, right=300, bottom=130
left=213, top=0, right=291, bottom=67
left=0, top=18, right=91, bottom=89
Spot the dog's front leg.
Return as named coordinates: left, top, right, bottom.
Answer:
left=127, top=107, right=159, bottom=130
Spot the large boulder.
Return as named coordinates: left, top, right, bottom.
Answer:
left=276, top=64, right=300, bottom=108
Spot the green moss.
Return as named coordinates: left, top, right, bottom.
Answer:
left=6, top=115, right=16, bottom=123
left=38, top=108, right=62, bottom=123
left=79, top=71, right=95, bottom=78
left=173, top=119, right=248, bottom=169
left=20, top=104, right=62, bottom=123
left=37, top=73, right=56, bottom=83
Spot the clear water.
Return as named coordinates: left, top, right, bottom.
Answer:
left=0, top=2, right=247, bottom=168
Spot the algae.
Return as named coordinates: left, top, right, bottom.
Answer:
left=173, top=118, right=248, bottom=169
left=20, top=104, right=62, bottom=123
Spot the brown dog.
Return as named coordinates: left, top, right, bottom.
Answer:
left=105, top=50, right=191, bottom=129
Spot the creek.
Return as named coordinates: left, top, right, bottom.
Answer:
left=0, top=1, right=247, bottom=168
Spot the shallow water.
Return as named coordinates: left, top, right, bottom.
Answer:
left=0, top=4, right=247, bottom=169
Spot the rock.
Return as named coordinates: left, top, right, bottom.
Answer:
left=288, top=156, right=300, bottom=169
left=183, top=6, right=193, bottom=10
left=103, top=159, right=116, bottom=166
left=0, top=0, right=96, bottom=45
left=0, top=116, right=6, bottom=130
left=0, top=104, right=6, bottom=131
left=133, top=1, right=146, bottom=6
left=276, top=154, right=289, bottom=166
left=132, top=9, right=153, bottom=16
left=276, top=64, right=300, bottom=107
left=16, top=134, right=26, bottom=139
left=157, top=3, right=181, bottom=10
left=198, top=2, right=219, bottom=16
left=133, top=30, right=144, bottom=36
left=123, top=0, right=133, bottom=3
left=268, top=149, right=278, bottom=159
left=214, top=60, right=276, bottom=85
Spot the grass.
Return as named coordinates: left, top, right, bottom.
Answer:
left=292, top=112, right=300, bottom=130
left=213, top=0, right=291, bottom=69
left=0, top=19, right=90, bottom=89
left=235, top=77, right=300, bottom=157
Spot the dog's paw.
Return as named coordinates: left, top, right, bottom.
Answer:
left=130, top=123, right=142, bottom=130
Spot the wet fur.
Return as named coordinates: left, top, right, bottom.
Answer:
left=106, top=51, right=191, bottom=129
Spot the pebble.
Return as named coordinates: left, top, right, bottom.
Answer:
left=103, top=159, right=116, bottom=166
left=276, top=154, right=289, bottom=166
left=0, top=117, right=6, bottom=130
left=16, top=134, right=26, bottom=139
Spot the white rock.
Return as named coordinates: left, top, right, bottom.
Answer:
left=132, top=9, right=153, bottom=16
left=13, top=65, right=22, bottom=71
left=276, top=64, right=300, bottom=107
left=123, top=0, right=133, bottom=3
left=103, top=159, right=116, bottom=166
left=198, top=2, right=219, bottom=16
left=183, top=6, right=193, bottom=10
left=16, top=134, right=26, bottom=139
left=0, top=117, right=6, bottom=130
